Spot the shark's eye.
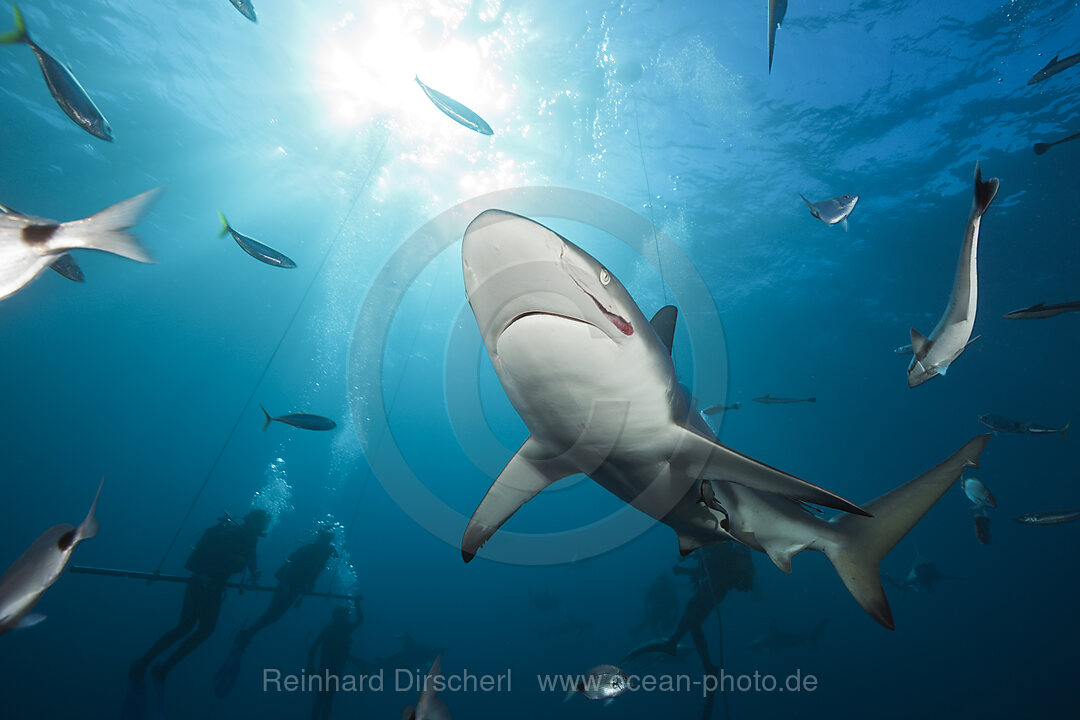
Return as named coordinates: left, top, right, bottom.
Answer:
left=599, top=269, right=611, bottom=286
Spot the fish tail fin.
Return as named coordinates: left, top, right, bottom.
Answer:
left=971, top=162, right=999, bottom=218
left=807, top=397, right=816, bottom=403
left=1033, top=142, right=1050, bottom=156
left=78, top=478, right=104, bottom=542
left=799, top=194, right=814, bottom=210
left=260, top=405, right=271, bottom=431
left=0, top=3, right=28, bottom=45
left=823, top=435, right=990, bottom=629
left=1062, top=423, right=1069, bottom=440
left=218, top=211, right=230, bottom=238
left=54, top=188, right=161, bottom=262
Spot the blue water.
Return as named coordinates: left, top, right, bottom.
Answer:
left=1, top=1, right=1078, bottom=718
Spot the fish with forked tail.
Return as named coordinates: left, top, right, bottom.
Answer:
left=753, top=394, right=815, bottom=404
left=1033, top=130, right=1080, bottom=156
left=1003, top=300, right=1080, bottom=319
left=0, top=3, right=113, bottom=141
left=227, top=0, right=257, bottom=22
left=415, top=76, right=493, bottom=136
left=907, top=163, right=998, bottom=387
left=1015, top=510, right=1080, bottom=526
left=260, top=406, right=336, bottom=431
left=800, top=193, right=858, bottom=227
left=218, top=213, right=296, bottom=268
left=1027, top=51, right=1080, bottom=85
left=0, top=189, right=161, bottom=301
left=978, top=413, right=1068, bottom=439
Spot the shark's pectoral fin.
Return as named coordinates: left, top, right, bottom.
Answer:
left=461, top=438, right=572, bottom=562
left=677, top=533, right=706, bottom=556
left=763, top=545, right=794, bottom=573
left=674, top=427, right=869, bottom=516
left=649, top=305, right=678, bottom=355
left=909, top=328, right=931, bottom=359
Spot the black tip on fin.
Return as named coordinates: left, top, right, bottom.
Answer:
left=972, top=162, right=999, bottom=215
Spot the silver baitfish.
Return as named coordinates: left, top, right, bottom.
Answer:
left=260, top=406, right=336, bottom=431
left=415, top=76, right=494, bottom=136
left=218, top=213, right=296, bottom=268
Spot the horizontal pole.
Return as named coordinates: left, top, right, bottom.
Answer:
left=69, top=565, right=360, bottom=601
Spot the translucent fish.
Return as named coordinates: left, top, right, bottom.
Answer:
left=415, top=76, right=493, bottom=136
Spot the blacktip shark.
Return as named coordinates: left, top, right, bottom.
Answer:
left=0, top=3, right=113, bottom=141
left=768, top=0, right=788, bottom=73
left=460, top=208, right=991, bottom=628
left=1027, top=51, right=1080, bottom=85
left=0, top=479, right=103, bottom=635
left=800, top=193, right=858, bottom=228
left=1003, top=300, right=1080, bottom=319
left=907, top=163, right=998, bottom=387
left=0, top=188, right=161, bottom=302
left=0, top=201, right=83, bottom=283
left=746, top=619, right=827, bottom=653
left=401, top=655, right=451, bottom=720
left=227, top=0, right=257, bottom=23
left=415, top=76, right=494, bottom=136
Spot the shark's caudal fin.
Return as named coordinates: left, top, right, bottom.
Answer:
left=415, top=655, right=451, bottom=720
left=824, top=435, right=990, bottom=629
left=461, top=438, right=573, bottom=562
left=676, top=428, right=870, bottom=517
left=971, top=162, right=999, bottom=218
left=52, top=188, right=161, bottom=262
left=0, top=4, right=28, bottom=45
left=649, top=306, right=677, bottom=355
left=77, top=478, right=104, bottom=543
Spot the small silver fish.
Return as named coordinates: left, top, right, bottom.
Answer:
left=1015, top=510, right=1080, bottom=526
left=961, top=477, right=996, bottom=509
left=753, top=393, right=815, bottom=404
left=702, top=402, right=740, bottom=415
left=260, top=406, right=336, bottom=431
left=0, top=189, right=160, bottom=301
left=894, top=344, right=914, bottom=354
left=569, top=665, right=629, bottom=701
left=0, top=4, right=112, bottom=141
left=0, top=480, right=103, bottom=634
left=218, top=213, right=296, bottom=268
left=800, top=193, right=858, bottom=226
left=227, top=0, right=257, bottom=23
left=1027, top=51, right=1080, bottom=85
left=415, top=76, right=493, bottom=136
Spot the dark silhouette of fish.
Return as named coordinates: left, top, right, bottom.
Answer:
left=1015, top=510, right=1080, bottom=526
left=978, top=413, right=1068, bottom=439
left=702, top=402, right=740, bottom=415
left=415, top=76, right=493, bottom=135
left=0, top=202, right=83, bottom=282
left=218, top=213, right=296, bottom=268
left=1027, top=51, right=1080, bottom=85
left=1003, top=300, right=1080, bottom=319
left=753, top=394, right=815, bottom=404
left=260, top=406, right=336, bottom=431
left=528, top=587, right=560, bottom=612
left=746, top=619, right=827, bottom=653
left=1034, top=130, right=1080, bottom=156
left=227, top=0, right=256, bottom=22
left=973, top=513, right=991, bottom=545
left=768, top=0, right=788, bottom=73
left=0, top=4, right=112, bottom=141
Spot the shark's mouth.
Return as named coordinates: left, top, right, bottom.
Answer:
left=586, top=293, right=634, bottom=336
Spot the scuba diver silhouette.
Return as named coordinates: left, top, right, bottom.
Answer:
left=308, top=597, right=363, bottom=720
left=623, top=542, right=755, bottom=720
left=129, top=509, right=270, bottom=685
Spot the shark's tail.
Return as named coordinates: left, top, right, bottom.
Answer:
left=0, top=3, right=28, bottom=45
left=822, top=435, right=990, bottom=629
left=971, top=162, right=999, bottom=218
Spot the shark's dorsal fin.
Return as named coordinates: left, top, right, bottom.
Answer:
left=1031, top=301, right=1046, bottom=309
left=649, top=305, right=678, bottom=355
left=461, top=438, right=572, bottom=562
left=909, top=328, right=931, bottom=359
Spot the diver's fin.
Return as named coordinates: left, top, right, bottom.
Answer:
left=909, top=328, right=931, bottom=359
left=49, top=189, right=161, bottom=262
left=218, top=211, right=230, bottom=238
left=76, top=478, right=103, bottom=543
left=649, top=305, right=678, bottom=355
left=674, top=428, right=870, bottom=516
left=0, top=3, right=27, bottom=45
left=972, top=162, right=999, bottom=218
left=260, top=405, right=272, bottom=431
left=462, top=437, right=573, bottom=562
left=824, top=434, right=990, bottom=630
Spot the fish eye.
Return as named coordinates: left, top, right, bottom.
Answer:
left=599, top=269, right=611, bottom=286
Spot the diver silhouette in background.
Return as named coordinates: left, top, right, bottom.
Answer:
left=233, top=526, right=338, bottom=650
left=624, top=542, right=755, bottom=719
left=308, top=596, right=363, bottom=720
left=129, top=509, right=270, bottom=685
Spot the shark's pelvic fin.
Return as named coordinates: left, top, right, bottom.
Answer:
left=649, top=306, right=678, bottom=356
left=461, top=438, right=572, bottom=562
left=824, top=434, right=990, bottom=630
left=675, top=428, right=870, bottom=516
